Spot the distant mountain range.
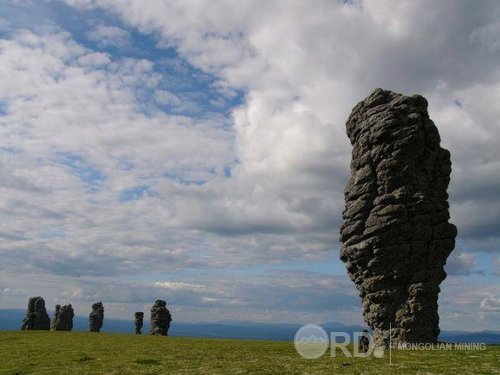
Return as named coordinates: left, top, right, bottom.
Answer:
left=1, top=309, right=498, bottom=343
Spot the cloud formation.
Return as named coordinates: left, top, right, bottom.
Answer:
left=0, top=0, right=498, bottom=329
left=86, top=23, right=130, bottom=49
left=61, top=0, right=500, bottom=247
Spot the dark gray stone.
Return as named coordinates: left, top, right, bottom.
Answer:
left=89, top=302, right=104, bottom=332
left=134, top=312, right=144, bottom=335
left=150, top=300, right=172, bottom=336
left=359, top=330, right=370, bottom=353
left=20, top=296, right=50, bottom=330
left=51, top=304, right=74, bottom=331
left=340, top=89, right=457, bottom=346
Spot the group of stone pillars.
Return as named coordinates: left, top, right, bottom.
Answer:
left=134, top=300, right=172, bottom=336
left=20, top=296, right=98, bottom=332
left=19, top=90, right=456, bottom=347
left=20, top=296, right=172, bottom=336
left=20, top=296, right=74, bottom=332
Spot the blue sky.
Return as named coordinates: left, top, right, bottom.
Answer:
left=0, top=0, right=498, bottom=331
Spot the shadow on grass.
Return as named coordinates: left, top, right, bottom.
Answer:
left=134, top=358, right=161, bottom=365
left=75, top=354, right=95, bottom=363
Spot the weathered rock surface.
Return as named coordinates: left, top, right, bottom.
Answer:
left=359, top=330, right=370, bottom=353
left=150, top=300, right=172, bottom=336
left=51, top=304, right=74, bottom=331
left=340, top=89, right=457, bottom=346
left=89, top=302, right=104, bottom=332
left=134, top=312, right=144, bottom=335
left=20, top=296, right=51, bottom=330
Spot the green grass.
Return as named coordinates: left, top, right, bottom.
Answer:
left=0, top=331, right=498, bottom=374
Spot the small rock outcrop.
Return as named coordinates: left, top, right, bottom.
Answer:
left=340, top=89, right=457, bottom=346
left=134, top=312, right=144, bottom=335
left=51, top=304, right=74, bottom=331
left=20, top=296, right=51, bottom=330
left=89, top=302, right=104, bottom=332
left=150, top=300, right=172, bottom=336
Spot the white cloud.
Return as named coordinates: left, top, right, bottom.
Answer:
left=155, top=281, right=206, bottom=290
left=0, top=29, right=236, bottom=277
left=445, top=250, right=484, bottom=276
left=58, top=0, right=500, bottom=252
left=78, top=52, right=111, bottom=67
left=154, top=90, right=182, bottom=107
left=86, top=23, right=130, bottom=49
left=439, top=277, right=499, bottom=330
left=0, top=269, right=362, bottom=323
left=480, top=296, right=500, bottom=313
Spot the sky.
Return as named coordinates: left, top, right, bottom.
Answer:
left=0, top=0, right=498, bottom=332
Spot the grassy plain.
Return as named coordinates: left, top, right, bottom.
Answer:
left=0, top=331, right=497, bottom=374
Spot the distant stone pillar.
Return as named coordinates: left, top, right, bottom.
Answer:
left=21, top=296, right=50, bottom=330
left=63, top=304, right=75, bottom=331
left=150, top=300, right=172, bottom=336
left=134, top=312, right=144, bottom=335
left=340, top=89, right=457, bottom=346
left=89, top=302, right=104, bottom=332
left=51, top=304, right=74, bottom=331
left=50, top=304, right=61, bottom=331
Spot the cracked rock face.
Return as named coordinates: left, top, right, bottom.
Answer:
left=134, top=312, right=144, bottom=335
left=51, top=304, right=74, bottom=331
left=21, top=296, right=51, bottom=330
left=89, top=302, right=104, bottom=332
left=150, top=300, right=172, bottom=336
left=340, top=89, right=457, bottom=346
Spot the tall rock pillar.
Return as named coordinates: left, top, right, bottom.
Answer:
left=340, top=89, right=457, bottom=346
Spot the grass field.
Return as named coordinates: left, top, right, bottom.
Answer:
left=0, top=331, right=498, bottom=374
